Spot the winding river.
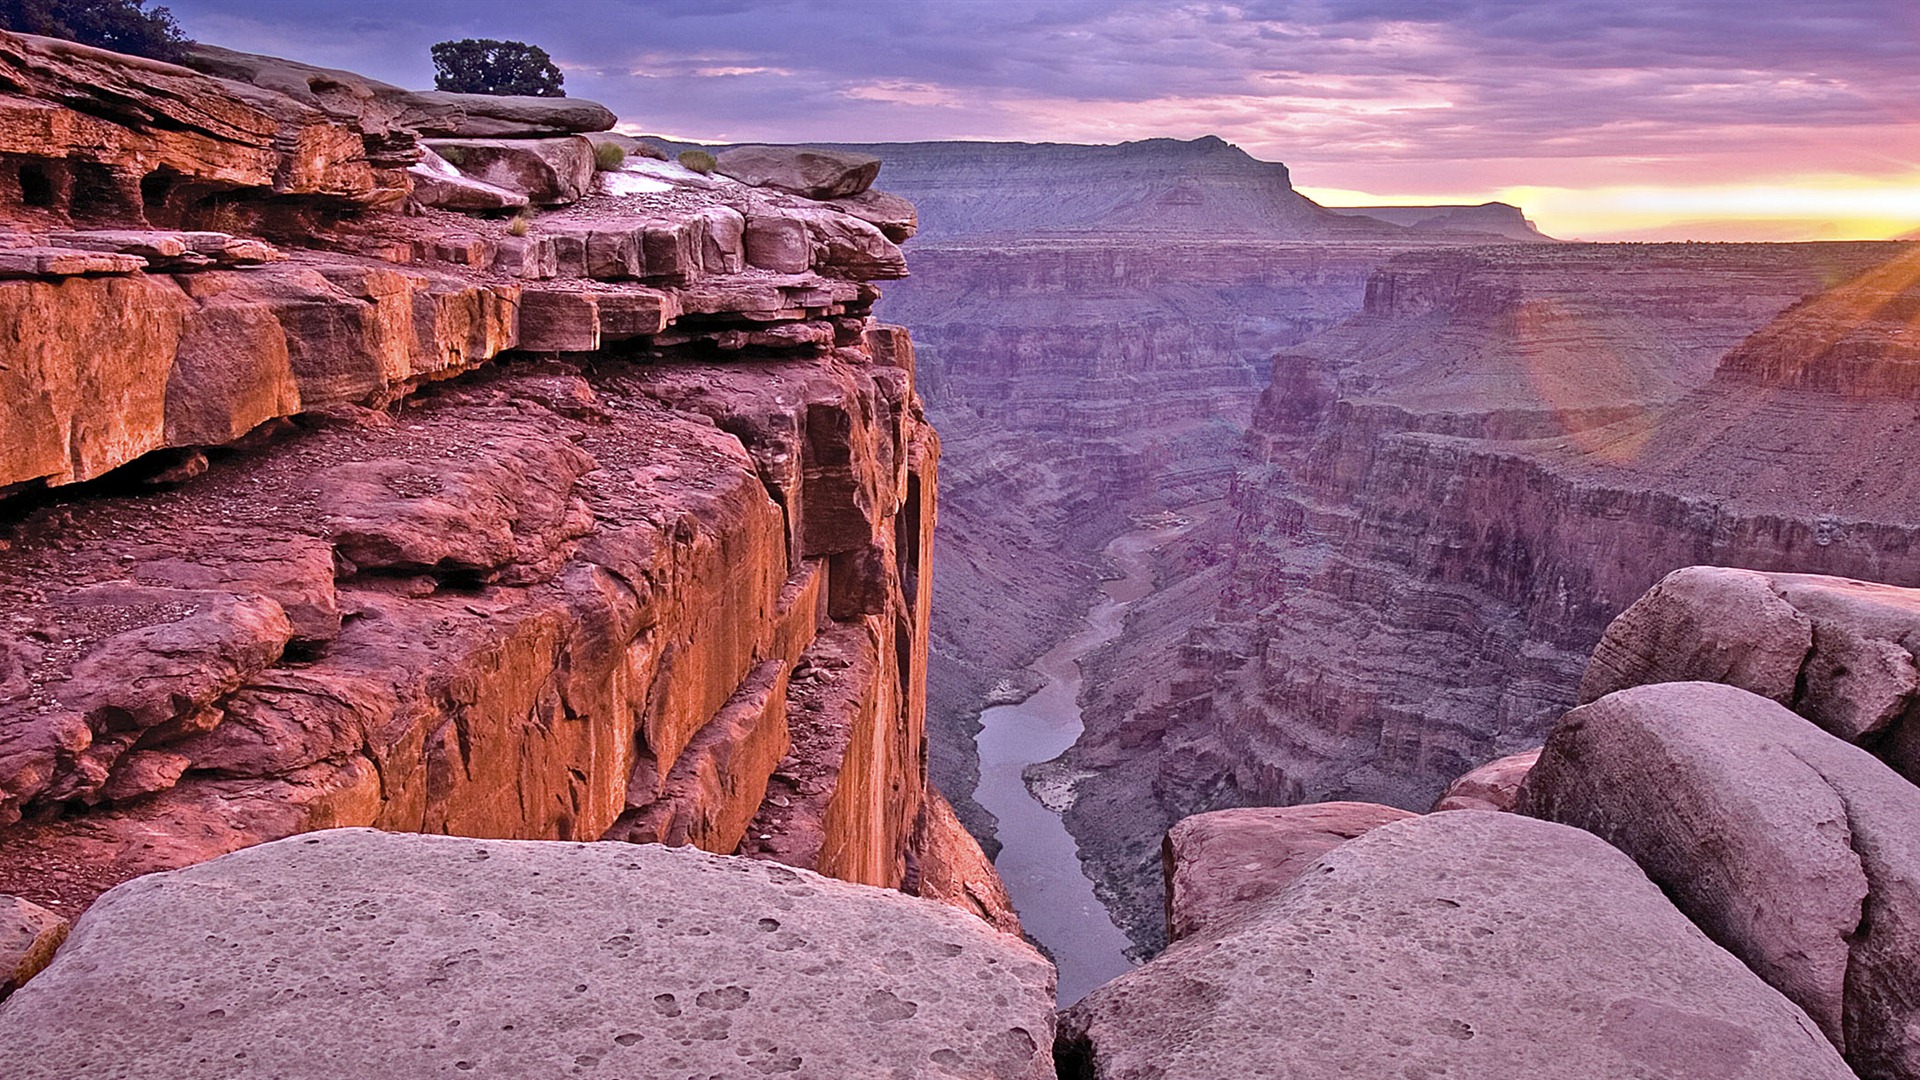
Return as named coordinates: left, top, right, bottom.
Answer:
left=971, top=526, right=1173, bottom=1004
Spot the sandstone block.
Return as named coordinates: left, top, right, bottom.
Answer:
left=405, top=91, right=616, bottom=137
left=1059, top=811, right=1855, bottom=1080
left=518, top=286, right=601, bottom=351
left=1161, top=802, right=1416, bottom=943
left=318, top=436, right=597, bottom=582
left=1431, top=747, right=1541, bottom=812
left=0, top=894, right=66, bottom=1001
left=743, top=212, right=812, bottom=273
left=0, top=830, right=1056, bottom=1079
left=0, top=246, right=145, bottom=278
left=1519, top=681, right=1920, bottom=1078
left=717, top=145, right=881, bottom=199
left=1582, top=566, right=1920, bottom=782
left=424, top=136, right=595, bottom=206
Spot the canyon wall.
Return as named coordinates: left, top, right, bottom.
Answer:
left=0, top=31, right=996, bottom=928
left=1066, top=240, right=1920, bottom=947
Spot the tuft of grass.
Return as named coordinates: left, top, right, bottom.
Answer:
left=506, top=212, right=531, bottom=237
left=678, top=149, right=716, bottom=175
left=594, top=141, right=626, bottom=171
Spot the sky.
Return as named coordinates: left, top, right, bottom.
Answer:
left=160, top=0, right=1920, bottom=241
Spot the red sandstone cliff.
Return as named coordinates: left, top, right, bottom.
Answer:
left=0, top=30, right=1002, bottom=931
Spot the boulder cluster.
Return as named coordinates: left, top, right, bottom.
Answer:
left=1063, top=563, right=1920, bottom=1079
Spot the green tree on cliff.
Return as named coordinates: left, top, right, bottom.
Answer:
left=0, top=0, right=189, bottom=62
left=431, top=38, right=566, bottom=97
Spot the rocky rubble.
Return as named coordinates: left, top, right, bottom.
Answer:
left=0, top=24, right=1000, bottom=976
left=0, top=829, right=1057, bottom=1079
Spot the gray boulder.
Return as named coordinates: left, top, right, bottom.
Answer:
left=1520, top=681, right=1920, bottom=1079
left=717, top=145, right=882, bottom=199
left=0, top=829, right=1056, bottom=1080
left=425, top=137, right=596, bottom=206
left=1161, top=802, right=1414, bottom=943
left=406, top=91, right=616, bottom=137
left=826, top=187, right=918, bottom=242
left=1059, top=811, right=1854, bottom=1080
left=1582, top=566, right=1920, bottom=783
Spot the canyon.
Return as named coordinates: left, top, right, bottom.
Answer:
left=8, top=22, right=1920, bottom=1080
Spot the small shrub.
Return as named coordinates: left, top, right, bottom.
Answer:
left=506, top=213, right=531, bottom=238
left=434, top=144, right=469, bottom=168
left=593, top=142, right=626, bottom=172
left=678, top=149, right=715, bottom=175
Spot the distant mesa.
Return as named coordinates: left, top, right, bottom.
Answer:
left=1325, top=202, right=1553, bottom=243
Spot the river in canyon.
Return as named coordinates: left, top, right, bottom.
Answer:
left=971, top=525, right=1177, bottom=1004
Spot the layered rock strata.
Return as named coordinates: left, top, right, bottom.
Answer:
left=1066, top=240, right=1920, bottom=947
left=0, top=829, right=1057, bottom=1079
left=1060, top=811, right=1854, bottom=1080
left=0, top=31, right=985, bottom=944
left=1520, top=681, right=1920, bottom=1078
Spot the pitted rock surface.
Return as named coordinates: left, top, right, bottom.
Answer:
left=1059, top=811, right=1852, bottom=1080
left=1161, top=801, right=1415, bottom=943
left=0, top=829, right=1056, bottom=1080
left=1519, top=680, right=1920, bottom=1078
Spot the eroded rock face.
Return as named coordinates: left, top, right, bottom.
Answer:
left=1519, top=681, right=1920, bottom=1077
left=0, top=31, right=397, bottom=216
left=1059, top=811, right=1852, bottom=1080
left=0, top=31, right=984, bottom=936
left=1161, top=801, right=1415, bottom=943
left=0, top=829, right=1056, bottom=1080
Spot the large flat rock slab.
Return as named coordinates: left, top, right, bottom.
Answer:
left=1059, top=811, right=1853, bottom=1080
left=0, top=829, right=1055, bottom=1079
left=1520, top=680, right=1920, bottom=1079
